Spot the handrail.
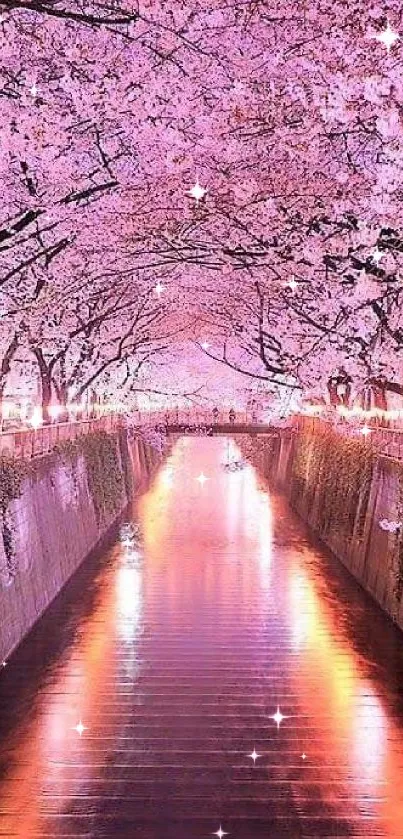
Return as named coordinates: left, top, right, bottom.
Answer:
left=0, top=409, right=268, bottom=460
left=0, top=415, right=120, bottom=460
left=297, top=414, right=403, bottom=459
left=3, top=407, right=403, bottom=462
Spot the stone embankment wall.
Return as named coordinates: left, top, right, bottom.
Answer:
left=259, top=421, right=403, bottom=631
left=0, top=429, right=163, bottom=663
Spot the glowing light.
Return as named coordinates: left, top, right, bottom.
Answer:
left=371, top=247, right=384, bottom=264
left=287, top=276, right=298, bottom=292
left=213, top=828, right=228, bottom=839
left=2, top=402, right=14, bottom=419
left=336, top=404, right=403, bottom=422
left=19, top=401, right=29, bottom=422
left=30, top=83, right=38, bottom=96
left=361, top=424, right=372, bottom=436
left=272, top=706, right=285, bottom=727
left=67, top=402, right=80, bottom=414
left=201, top=341, right=210, bottom=350
left=248, top=748, right=261, bottom=764
left=155, top=281, right=165, bottom=296
left=29, top=407, right=43, bottom=429
left=48, top=404, right=62, bottom=420
left=196, top=472, right=208, bottom=485
left=1, top=660, right=7, bottom=668
left=373, top=21, right=400, bottom=51
left=302, top=403, right=324, bottom=416
left=161, top=467, right=174, bottom=487
left=302, top=753, right=307, bottom=760
left=189, top=180, right=207, bottom=203
left=72, top=720, right=87, bottom=737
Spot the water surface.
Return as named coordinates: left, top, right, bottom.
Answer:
left=1, top=436, right=403, bottom=837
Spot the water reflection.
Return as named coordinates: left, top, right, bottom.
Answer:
left=1, top=437, right=403, bottom=836
left=116, top=567, right=143, bottom=640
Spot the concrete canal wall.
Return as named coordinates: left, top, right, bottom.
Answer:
left=0, top=430, right=163, bottom=663
left=263, top=423, right=403, bottom=631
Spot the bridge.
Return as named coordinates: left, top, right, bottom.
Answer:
left=2, top=407, right=403, bottom=460
left=0, top=409, right=276, bottom=460
left=162, top=423, right=269, bottom=434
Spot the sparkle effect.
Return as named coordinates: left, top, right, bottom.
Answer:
left=374, top=21, right=400, bottom=51
left=155, top=282, right=164, bottom=296
left=287, top=276, right=298, bottom=292
left=361, top=424, right=372, bottom=436
left=72, top=721, right=87, bottom=737
left=248, top=747, right=261, bottom=764
left=213, top=827, right=228, bottom=839
left=272, top=706, right=285, bottom=727
left=189, top=180, right=207, bottom=203
left=371, top=247, right=384, bottom=265
left=196, top=472, right=208, bottom=486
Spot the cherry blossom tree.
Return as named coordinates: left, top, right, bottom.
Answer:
left=2, top=0, right=403, bottom=410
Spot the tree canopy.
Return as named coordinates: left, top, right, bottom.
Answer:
left=1, top=0, right=403, bottom=410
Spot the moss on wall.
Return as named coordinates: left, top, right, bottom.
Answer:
left=0, top=431, right=125, bottom=572
left=290, top=424, right=374, bottom=543
left=54, top=431, right=125, bottom=524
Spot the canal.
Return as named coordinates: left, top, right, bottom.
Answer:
left=1, top=436, right=403, bottom=837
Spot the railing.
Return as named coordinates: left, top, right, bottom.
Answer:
left=297, top=414, right=403, bottom=460
left=132, top=409, right=261, bottom=427
left=0, top=415, right=120, bottom=460
left=7, top=406, right=403, bottom=464
left=0, top=409, right=268, bottom=460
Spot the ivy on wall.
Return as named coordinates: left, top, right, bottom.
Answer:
left=237, top=433, right=279, bottom=475
left=54, top=432, right=125, bottom=524
left=391, top=472, right=403, bottom=602
left=0, top=456, right=28, bottom=515
left=0, top=455, right=29, bottom=579
left=224, top=425, right=403, bottom=609
left=0, top=431, right=125, bottom=579
left=291, top=425, right=374, bottom=544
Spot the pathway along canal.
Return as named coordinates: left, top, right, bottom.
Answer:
left=1, top=436, right=403, bottom=837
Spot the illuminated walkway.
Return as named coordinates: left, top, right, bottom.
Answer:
left=1, top=437, right=403, bottom=837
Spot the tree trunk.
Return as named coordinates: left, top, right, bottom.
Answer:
left=32, top=347, right=52, bottom=424
left=0, top=334, right=19, bottom=421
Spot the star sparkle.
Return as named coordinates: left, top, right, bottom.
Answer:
left=287, top=276, right=298, bottom=292
left=374, top=21, right=400, bottom=51
left=155, top=282, right=165, bottom=296
left=190, top=180, right=207, bottom=203
left=201, top=341, right=210, bottom=350
left=73, top=720, right=87, bottom=737
left=213, top=827, right=228, bottom=839
left=272, top=706, right=286, bottom=727
left=248, top=747, right=261, bottom=764
left=361, top=424, right=371, bottom=436
left=371, top=247, right=384, bottom=265
left=196, top=472, right=208, bottom=485
left=301, top=753, right=307, bottom=760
